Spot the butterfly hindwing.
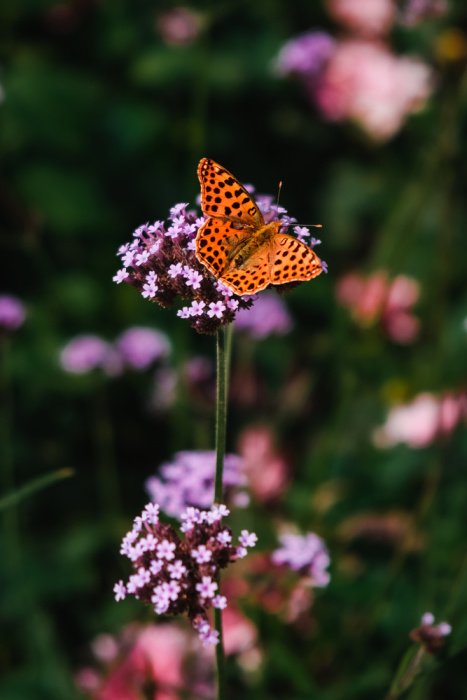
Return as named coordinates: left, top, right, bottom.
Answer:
left=198, top=158, right=264, bottom=228
left=220, top=254, right=271, bottom=295
left=270, top=234, right=322, bottom=285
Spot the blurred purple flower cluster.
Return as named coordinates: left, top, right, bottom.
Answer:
left=235, top=292, right=293, bottom=339
left=60, top=327, right=170, bottom=376
left=274, top=0, right=441, bottom=141
left=114, top=502, right=257, bottom=647
left=0, top=294, right=26, bottom=332
left=272, top=532, right=331, bottom=588
left=146, top=450, right=248, bottom=518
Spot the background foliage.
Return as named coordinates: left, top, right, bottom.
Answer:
left=1, top=0, right=467, bottom=698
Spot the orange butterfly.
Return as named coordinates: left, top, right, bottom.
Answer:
left=195, top=158, right=323, bottom=296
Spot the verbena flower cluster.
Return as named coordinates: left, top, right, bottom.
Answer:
left=0, top=294, right=26, bottom=332
left=410, top=612, right=451, bottom=654
left=272, top=532, right=331, bottom=587
left=60, top=327, right=170, bottom=375
left=114, top=503, right=257, bottom=647
left=113, top=197, right=325, bottom=335
left=145, top=451, right=247, bottom=519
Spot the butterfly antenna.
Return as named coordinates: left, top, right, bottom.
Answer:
left=276, top=181, right=283, bottom=211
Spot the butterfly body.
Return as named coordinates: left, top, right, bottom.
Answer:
left=196, top=159, right=322, bottom=296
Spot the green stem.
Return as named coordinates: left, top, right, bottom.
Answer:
left=384, top=646, right=425, bottom=700
left=213, top=326, right=229, bottom=700
left=214, top=327, right=228, bottom=504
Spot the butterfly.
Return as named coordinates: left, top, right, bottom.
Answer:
left=195, top=158, right=323, bottom=296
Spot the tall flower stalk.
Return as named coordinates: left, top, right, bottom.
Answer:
left=213, top=326, right=229, bottom=699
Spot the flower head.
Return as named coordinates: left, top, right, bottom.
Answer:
left=116, top=327, right=170, bottom=370
left=410, top=613, right=452, bottom=654
left=116, top=503, right=258, bottom=646
left=274, top=31, right=336, bottom=78
left=272, top=531, right=331, bottom=587
left=145, top=450, right=247, bottom=518
left=60, top=335, right=112, bottom=374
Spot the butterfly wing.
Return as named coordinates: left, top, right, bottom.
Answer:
left=220, top=249, right=271, bottom=295
left=198, top=158, right=264, bottom=228
left=269, top=233, right=322, bottom=285
left=195, top=217, right=252, bottom=277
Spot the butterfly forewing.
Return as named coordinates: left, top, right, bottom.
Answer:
left=198, top=158, right=264, bottom=228
left=195, top=217, right=251, bottom=277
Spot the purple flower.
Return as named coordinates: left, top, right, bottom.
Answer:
left=207, top=301, right=226, bottom=318
left=177, top=307, right=191, bottom=319
left=60, top=335, right=111, bottom=374
left=156, top=539, right=176, bottom=560
left=195, top=576, right=218, bottom=599
left=116, top=502, right=255, bottom=647
left=238, top=530, right=258, bottom=548
left=113, top=269, right=129, bottom=284
left=212, top=595, right=227, bottom=610
left=191, top=545, right=212, bottom=564
left=196, top=620, right=220, bottom=648
left=0, top=295, right=26, bottom=331
left=410, top=613, right=452, bottom=654
left=235, top=292, right=293, bottom=339
left=272, top=532, right=330, bottom=587
left=145, top=450, right=247, bottom=519
left=113, top=581, right=126, bottom=601
left=116, top=327, right=170, bottom=370
left=274, top=31, right=336, bottom=78
left=190, top=301, right=206, bottom=316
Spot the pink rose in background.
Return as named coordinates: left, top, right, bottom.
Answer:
left=336, top=271, right=421, bottom=344
left=374, top=391, right=467, bottom=448
left=315, top=39, right=433, bottom=140
left=238, top=425, right=289, bottom=502
left=327, top=0, right=395, bottom=36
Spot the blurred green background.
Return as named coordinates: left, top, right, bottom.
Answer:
left=1, top=0, right=467, bottom=698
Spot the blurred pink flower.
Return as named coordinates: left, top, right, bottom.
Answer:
left=314, top=39, right=433, bottom=140
left=238, top=425, right=289, bottom=502
left=77, top=624, right=194, bottom=700
left=157, top=7, right=202, bottom=46
left=222, top=606, right=258, bottom=657
left=327, top=0, right=395, bottom=36
left=336, top=271, right=421, bottom=343
left=374, top=391, right=467, bottom=448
